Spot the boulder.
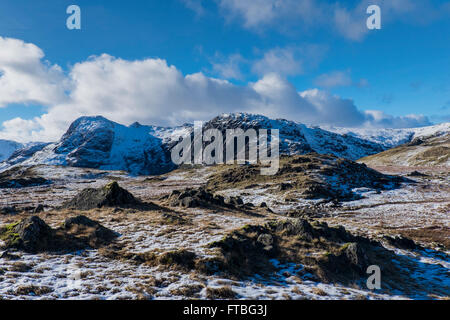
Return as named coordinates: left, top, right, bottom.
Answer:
left=0, top=216, right=53, bottom=252
left=62, top=181, right=139, bottom=210
left=0, top=215, right=118, bottom=253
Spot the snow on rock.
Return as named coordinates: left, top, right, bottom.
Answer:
left=204, top=113, right=384, bottom=160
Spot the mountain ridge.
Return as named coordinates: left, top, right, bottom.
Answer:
left=1, top=114, right=448, bottom=174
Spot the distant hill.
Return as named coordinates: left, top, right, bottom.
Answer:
left=358, top=123, right=450, bottom=167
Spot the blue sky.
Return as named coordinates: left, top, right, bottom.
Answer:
left=0, top=0, right=449, bottom=142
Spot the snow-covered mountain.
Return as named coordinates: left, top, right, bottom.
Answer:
left=3, top=114, right=447, bottom=174
left=358, top=123, right=450, bottom=167
left=0, top=139, right=23, bottom=162
left=203, top=113, right=385, bottom=160
left=2, top=116, right=176, bottom=175
left=322, top=122, right=450, bottom=149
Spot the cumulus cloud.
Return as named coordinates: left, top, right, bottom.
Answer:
left=0, top=38, right=432, bottom=143
left=211, top=45, right=326, bottom=79
left=0, top=37, right=68, bottom=107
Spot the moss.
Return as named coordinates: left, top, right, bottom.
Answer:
left=0, top=221, right=22, bottom=246
left=340, top=242, right=352, bottom=251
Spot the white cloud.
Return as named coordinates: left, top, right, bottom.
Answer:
left=218, top=0, right=324, bottom=29
left=0, top=37, right=67, bottom=107
left=213, top=0, right=450, bottom=41
left=315, top=70, right=369, bottom=88
left=211, top=53, right=246, bottom=80
left=252, top=47, right=304, bottom=76
left=333, top=3, right=368, bottom=41
left=0, top=38, right=432, bottom=143
left=315, top=70, right=352, bottom=88
left=182, top=0, right=206, bottom=16
left=211, top=44, right=326, bottom=79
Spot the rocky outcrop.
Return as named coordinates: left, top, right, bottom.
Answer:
left=0, top=166, right=51, bottom=189
left=162, top=187, right=246, bottom=209
left=205, top=218, right=413, bottom=287
left=207, top=153, right=409, bottom=202
left=62, top=181, right=140, bottom=210
left=0, top=215, right=118, bottom=253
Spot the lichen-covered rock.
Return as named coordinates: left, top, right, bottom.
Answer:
left=0, top=216, right=53, bottom=252
left=0, top=215, right=118, bottom=253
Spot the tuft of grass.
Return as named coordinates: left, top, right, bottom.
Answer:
left=205, top=286, right=237, bottom=300
left=14, top=285, right=53, bottom=296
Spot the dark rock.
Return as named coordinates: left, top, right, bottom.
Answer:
left=0, top=216, right=53, bottom=252
left=166, top=187, right=243, bottom=209
left=407, top=171, right=428, bottom=177
left=181, top=197, right=197, bottom=208
left=63, top=215, right=101, bottom=229
left=273, top=219, right=315, bottom=240
left=34, top=204, right=45, bottom=214
left=62, top=181, right=139, bottom=210
left=225, top=196, right=244, bottom=206
left=0, top=206, right=17, bottom=215
left=0, top=215, right=118, bottom=253
left=257, top=234, right=274, bottom=251
left=343, top=242, right=369, bottom=271
left=62, top=215, right=118, bottom=246
left=0, top=250, right=20, bottom=260
left=279, top=183, right=293, bottom=191
left=383, top=235, right=418, bottom=250
left=0, top=174, right=50, bottom=189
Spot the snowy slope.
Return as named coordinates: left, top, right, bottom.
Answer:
left=205, top=113, right=384, bottom=160
left=5, top=116, right=176, bottom=175
left=323, top=122, right=450, bottom=148
left=0, top=140, right=23, bottom=162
